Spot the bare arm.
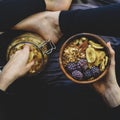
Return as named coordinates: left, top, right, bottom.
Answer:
left=0, top=45, right=34, bottom=91
left=45, top=0, right=72, bottom=11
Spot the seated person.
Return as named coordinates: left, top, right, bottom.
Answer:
left=0, top=41, right=119, bottom=120
left=0, top=1, right=120, bottom=120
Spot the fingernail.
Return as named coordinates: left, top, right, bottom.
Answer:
left=24, top=44, right=30, bottom=48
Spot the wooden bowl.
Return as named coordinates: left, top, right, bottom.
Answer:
left=59, top=33, right=111, bottom=84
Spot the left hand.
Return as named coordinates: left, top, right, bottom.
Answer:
left=0, top=44, right=34, bottom=91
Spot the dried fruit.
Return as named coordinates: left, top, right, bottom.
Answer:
left=104, top=56, right=108, bottom=66
left=79, top=40, right=88, bottom=53
left=86, top=47, right=96, bottom=63
left=94, top=50, right=106, bottom=66
left=62, top=36, right=109, bottom=81
left=89, top=40, right=104, bottom=49
left=100, top=58, right=106, bottom=71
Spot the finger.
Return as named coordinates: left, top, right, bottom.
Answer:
left=21, top=44, right=31, bottom=59
left=107, top=42, right=115, bottom=58
left=9, top=50, right=21, bottom=59
left=9, top=53, right=15, bottom=59
left=106, top=42, right=115, bottom=67
left=26, top=60, right=34, bottom=70
left=23, top=44, right=30, bottom=52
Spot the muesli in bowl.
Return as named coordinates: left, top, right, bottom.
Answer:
left=59, top=33, right=111, bottom=84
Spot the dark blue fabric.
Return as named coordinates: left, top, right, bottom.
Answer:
left=0, top=1, right=120, bottom=120
left=60, top=3, right=120, bottom=37
left=0, top=0, right=46, bottom=31
left=40, top=47, right=73, bottom=86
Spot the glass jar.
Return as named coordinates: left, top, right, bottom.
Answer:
left=7, top=32, right=56, bottom=75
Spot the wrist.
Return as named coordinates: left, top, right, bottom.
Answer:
left=0, top=72, right=15, bottom=91
left=102, top=84, right=120, bottom=108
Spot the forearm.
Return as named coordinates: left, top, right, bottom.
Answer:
left=0, top=72, right=15, bottom=91
left=59, top=3, right=120, bottom=37
left=0, top=0, right=46, bottom=31
left=102, top=83, right=120, bottom=108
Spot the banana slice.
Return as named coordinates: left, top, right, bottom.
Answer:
left=94, top=50, right=106, bottom=66
left=89, top=40, right=104, bottom=49
left=86, top=47, right=96, bottom=63
left=100, top=58, right=105, bottom=71
left=104, top=56, right=108, bottom=66
left=28, top=50, right=34, bottom=62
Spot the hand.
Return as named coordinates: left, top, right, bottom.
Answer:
left=93, top=42, right=117, bottom=94
left=0, top=45, right=34, bottom=91
left=93, top=42, right=120, bottom=107
left=13, top=11, right=62, bottom=44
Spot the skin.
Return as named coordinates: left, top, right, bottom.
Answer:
left=14, top=0, right=73, bottom=42
left=45, top=0, right=72, bottom=11
left=0, top=0, right=73, bottom=90
left=7, top=3, right=120, bottom=107
left=0, top=41, right=119, bottom=107
left=0, top=45, right=34, bottom=91
left=93, top=42, right=117, bottom=95
left=13, top=11, right=61, bottom=44
left=92, top=42, right=120, bottom=107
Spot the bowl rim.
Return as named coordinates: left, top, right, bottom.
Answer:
left=59, top=33, right=111, bottom=84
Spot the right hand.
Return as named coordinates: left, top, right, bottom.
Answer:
left=92, top=42, right=120, bottom=107
left=92, top=42, right=117, bottom=95
left=0, top=44, right=34, bottom=91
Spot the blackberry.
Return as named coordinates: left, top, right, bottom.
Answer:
left=91, top=66, right=101, bottom=77
left=66, top=62, right=77, bottom=72
left=72, top=70, right=83, bottom=80
left=84, top=69, right=92, bottom=79
left=76, top=63, right=82, bottom=71
left=77, top=59, right=88, bottom=71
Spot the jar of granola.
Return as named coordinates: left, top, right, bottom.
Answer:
left=7, top=32, right=56, bottom=75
